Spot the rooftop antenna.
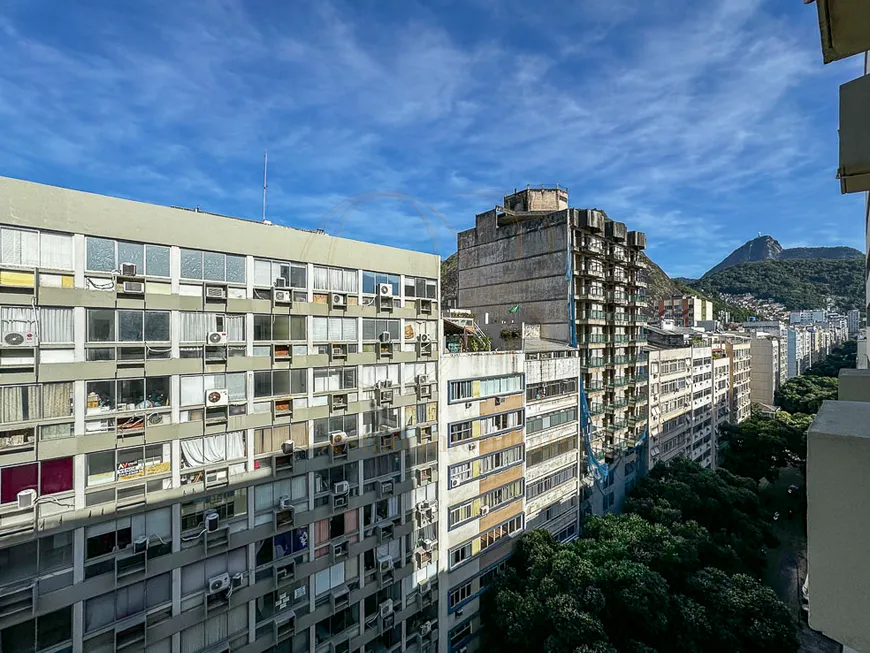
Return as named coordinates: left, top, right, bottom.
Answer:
left=262, top=150, right=272, bottom=225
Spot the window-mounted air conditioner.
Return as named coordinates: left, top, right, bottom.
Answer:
left=281, top=440, right=295, bottom=455
left=120, top=263, right=138, bottom=277
left=278, top=496, right=293, bottom=511
left=208, top=573, right=231, bottom=595
left=207, top=331, right=228, bottom=345
left=378, top=283, right=393, bottom=297
left=17, top=489, right=36, bottom=509
left=205, top=286, right=227, bottom=300
left=121, top=281, right=145, bottom=295
left=274, top=289, right=292, bottom=304
left=378, top=331, right=392, bottom=343
left=379, top=599, right=394, bottom=618
left=378, top=554, right=394, bottom=572
left=205, top=389, right=229, bottom=407
left=330, top=431, right=348, bottom=447
left=333, top=480, right=350, bottom=496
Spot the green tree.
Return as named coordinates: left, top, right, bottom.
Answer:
left=774, top=375, right=838, bottom=414
left=717, top=414, right=806, bottom=484
left=806, top=340, right=857, bottom=377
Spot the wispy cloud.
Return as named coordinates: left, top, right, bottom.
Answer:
left=0, top=0, right=860, bottom=278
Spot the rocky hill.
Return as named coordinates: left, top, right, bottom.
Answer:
left=705, top=235, right=862, bottom=276
left=693, top=258, right=864, bottom=312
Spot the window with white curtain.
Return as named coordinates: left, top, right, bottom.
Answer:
left=39, top=308, right=74, bottom=343
left=180, top=313, right=245, bottom=342
left=0, top=383, right=72, bottom=423
left=311, top=317, right=357, bottom=341
left=0, top=306, right=35, bottom=337
left=180, top=431, right=246, bottom=468
left=0, top=227, right=40, bottom=267
left=479, top=374, right=523, bottom=397
left=402, top=362, right=437, bottom=383
left=359, top=364, right=400, bottom=388
left=39, top=232, right=74, bottom=270
left=180, top=373, right=246, bottom=406
left=313, top=368, right=357, bottom=392
left=253, top=259, right=307, bottom=288
left=312, top=266, right=357, bottom=293
left=314, top=562, right=345, bottom=596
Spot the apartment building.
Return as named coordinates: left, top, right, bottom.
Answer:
left=805, top=3, right=870, bottom=647
left=847, top=309, right=861, bottom=335
left=749, top=333, right=783, bottom=406
left=712, top=352, right=732, bottom=448
left=647, top=344, right=692, bottom=467
left=788, top=327, right=812, bottom=377
left=0, top=177, right=442, bottom=653
left=656, top=295, right=713, bottom=328
left=790, top=309, right=827, bottom=325
left=722, top=336, right=752, bottom=424
left=439, top=348, right=525, bottom=653
left=456, top=187, right=648, bottom=501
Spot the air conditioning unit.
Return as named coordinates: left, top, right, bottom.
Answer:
left=422, top=539, right=434, bottom=552
left=274, top=277, right=288, bottom=288
left=17, top=489, right=36, bottom=509
left=205, top=286, right=227, bottom=299
left=281, top=440, right=295, bottom=456
left=333, top=494, right=348, bottom=509
left=330, top=394, right=348, bottom=411
left=420, top=621, right=433, bottom=636
left=120, top=262, right=138, bottom=277
left=278, top=495, right=293, bottom=511
left=480, top=504, right=490, bottom=516
left=232, top=572, right=245, bottom=589
left=205, top=389, right=229, bottom=407
left=208, top=573, right=231, bottom=595
left=379, top=599, right=394, bottom=618
left=378, top=283, right=393, bottom=297
left=378, top=554, right=394, bottom=572
left=133, top=536, right=149, bottom=554
left=451, top=478, right=460, bottom=488
left=378, top=331, right=391, bottom=343
left=3, top=331, right=36, bottom=347
left=330, top=431, right=348, bottom=447
left=416, top=374, right=429, bottom=385
left=274, top=289, right=292, bottom=304
left=377, top=388, right=394, bottom=405
left=419, top=333, right=431, bottom=343
left=330, top=293, right=347, bottom=308
left=207, top=331, right=228, bottom=345
left=379, top=480, right=394, bottom=496
left=204, top=511, right=220, bottom=532
left=122, top=281, right=145, bottom=295
left=333, top=480, right=350, bottom=496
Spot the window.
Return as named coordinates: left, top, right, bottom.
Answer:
left=359, top=364, right=400, bottom=388
left=1, top=607, right=72, bottom=652
left=448, top=503, right=474, bottom=528
left=482, top=479, right=524, bottom=510
left=449, top=462, right=472, bottom=486
left=0, top=457, right=73, bottom=503
left=253, top=424, right=307, bottom=457
left=403, top=276, right=438, bottom=299
left=526, top=436, right=577, bottom=467
left=255, top=315, right=308, bottom=341
left=448, top=421, right=472, bottom=445
left=313, top=367, right=357, bottom=392
left=312, top=266, right=357, bottom=293
left=312, top=316, right=357, bottom=341
left=449, top=621, right=473, bottom=649
left=179, top=312, right=246, bottom=342
left=449, top=582, right=473, bottom=609
left=361, top=318, right=399, bottom=341
left=180, top=249, right=245, bottom=283
left=449, top=543, right=471, bottom=569
left=479, top=445, right=524, bottom=475
left=362, top=271, right=399, bottom=295
left=480, top=410, right=523, bottom=436
left=253, top=259, right=307, bottom=288
left=449, top=375, right=522, bottom=402
left=0, top=227, right=47, bottom=268
left=85, top=238, right=168, bottom=276
left=0, top=383, right=72, bottom=423
left=526, top=407, right=577, bottom=434
left=180, top=373, right=246, bottom=406
left=449, top=516, right=523, bottom=569
left=313, top=414, right=358, bottom=442
left=86, top=310, right=169, bottom=342
left=448, top=380, right=473, bottom=402
left=86, top=377, right=169, bottom=414
left=527, top=378, right=578, bottom=401
left=254, top=370, right=307, bottom=398
left=526, top=466, right=577, bottom=500
left=180, top=432, right=246, bottom=469
left=39, top=308, right=74, bottom=343
left=0, top=306, right=36, bottom=339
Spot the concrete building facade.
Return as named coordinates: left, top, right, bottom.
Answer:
left=657, top=295, right=713, bottom=328
left=456, top=187, right=648, bottom=515
left=0, top=177, right=442, bottom=653
left=749, top=333, right=783, bottom=407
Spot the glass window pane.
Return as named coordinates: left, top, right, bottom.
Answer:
left=226, top=255, right=245, bottom=283
left=291, top=265, right=306, bottom=289
left=254, top=259, right=272, bottom=286
left=86, top=237, right=115, bottom=272
left=362, top=272, right=376, bottom=295
left=143, top=312, right=169, bottom=342
left=87, top=310, right=115, bottom=342
left=117, top=242, right=144, bottom=272
left=290, top=316, right=306, bottom=341
left=118, top=311, right=144, bottom=342
left=253, top=315, right=271, bottom=341
left=180, top=249, right=202, bottom=279
left=146, top=377, right=170, bottom=406
left=253, top=372, right=271, bottom=398
left=146, top=245, right=170, bottom=277
left=203, top=252, right=226, bottom=282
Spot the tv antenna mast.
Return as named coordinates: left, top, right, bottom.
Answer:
left=262, top=150, right=271, bottom=224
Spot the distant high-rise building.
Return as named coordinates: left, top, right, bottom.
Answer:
left=657, top=295, right=714, bottom=327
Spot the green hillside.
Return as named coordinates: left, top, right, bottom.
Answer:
left=693, top=258, right=864, bottom=312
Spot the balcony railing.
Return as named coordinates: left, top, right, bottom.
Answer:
left=612, top=335, right=630, bottom=344
left=582, top=357, right=607, bottom=369
left=589, top=404, right=606, bottom=416
left=579, top=310, right=607, bottom=320
left=630, top=295, right=648, bottom=305
left=628, top=374, right=648, bottom=385
left=578, top=334, right=608, bottom=344
left=609, top=312, right=630, bottom=323
left=609, top=355, right=631, bottom=365
left=605, top=400, right=628, bottom=412
left=628, top=393, right=648, bottom=406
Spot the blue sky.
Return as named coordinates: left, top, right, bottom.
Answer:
left=0, top=0, right=865, bottom=277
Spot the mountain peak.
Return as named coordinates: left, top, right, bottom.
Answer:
left=703, top=235, right=861, bottom=277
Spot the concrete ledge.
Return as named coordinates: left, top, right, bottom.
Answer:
left=837, top=368, right=870, bottom=402
left=807, top=400, right=870, bottom=652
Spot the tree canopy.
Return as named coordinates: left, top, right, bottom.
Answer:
left=717, top=414, right=807, bottom=484
left=805, top=339, right=857, bottom=377
left=482, top=460, right=797, bottom=653
left=774, top=374, right=838, bottom=414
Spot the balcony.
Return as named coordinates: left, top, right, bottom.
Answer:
left=609, top=312, right=630, bottom=324
left=578, top=334, right=608, bottom=345
left=581, top=357, right=607, bottom=369
left=628, top=374, right=648, bottom=385
left=606, top=420, right=628, bottom=433
left=578, top=263, right=605, bottom=278
left=608, top=355, right=631, bottom=366
left=611, top=335, right=630, bottom=344
left=628, top=394, right=648, bottom=406
left=578, top=310, right=607, bottom=322
left=839, top=73, right=870, bottom=193
left=627, top=415, right=646, bottom=428
left=577, top=239, right=605, bottom=256
left=588, top=404, right=606, bottom=416
left=606, top=377, right=629, bottom=390
left=605, top=400, right=628, bottom=412
left=607, top=292, right=629, bottom=305
left=631, top=313, right=648, bottom=324
left=630, top=294, right=648, bottom=306
left=584, top=380, right=605, bottom=393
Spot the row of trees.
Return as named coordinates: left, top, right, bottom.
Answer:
left=482, top=459, right=797, bottom=653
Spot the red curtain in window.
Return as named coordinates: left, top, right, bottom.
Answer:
left=41, top=457, right=73, bottom=495
left=0, top=463, right=38, bottom=504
